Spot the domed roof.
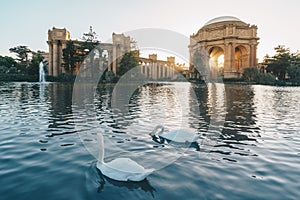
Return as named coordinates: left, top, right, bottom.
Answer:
left=204, top=16, right=242, bottom=26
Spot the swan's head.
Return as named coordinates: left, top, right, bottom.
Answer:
left=149, top=125, right=164, bottom=137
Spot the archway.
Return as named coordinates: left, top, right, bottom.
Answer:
left=234, top=45, right=248, bottom=73
left=209, top=46, right=224, bottom=78
left=189, top=16, right=259, bottom=79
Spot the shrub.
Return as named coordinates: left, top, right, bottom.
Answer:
left=243, top=67, right=259, bottom=82
left=0, top=74, right=38, bottom=82
left=46, top=74, right=76, bottom=82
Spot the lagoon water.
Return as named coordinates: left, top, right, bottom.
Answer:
left=0, top=82, right=299, bottom=200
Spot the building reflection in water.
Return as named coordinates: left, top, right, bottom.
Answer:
left=47, top=83, right=74, bottom=137
left=222, top=84, right=260, bottom=142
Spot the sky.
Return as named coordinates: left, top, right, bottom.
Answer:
left=0, top=0, right=299, bottom=62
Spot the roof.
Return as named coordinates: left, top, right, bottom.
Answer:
left=204, top=16, right=242, bottom=26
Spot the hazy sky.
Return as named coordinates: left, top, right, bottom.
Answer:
left=0, top=0, right=299, bottom=62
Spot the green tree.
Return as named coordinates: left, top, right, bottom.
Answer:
left=257, top=73, right=276, bottom=85
left=62, top=26, right=101, bottom=75
left=0, top=55, right=26, bottom=74
left=243, top=67, right=259, bottom=81
left=287, top=53, right=300, bottom=81
left=0, top=55, right=17, bottom=67
left=0, top=66, right=8, bottom=74
left=9, top=45, right=32, bottom=65
left=287, top=66, right=300, bottom=81
left=117, top=51, right=139, bottom=76
left=265, top=45, right=291, bottom=80
left=62, top=41, right=78, bottom=73
left=8, top=67, right=17, bottom=74
left=105, top=70, right=116, bottom=82
left=80, top=26, right=100, bottom=58
left=27, top=52, right=44, bottom=75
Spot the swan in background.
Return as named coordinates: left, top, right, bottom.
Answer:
left=150, top=125, right=200, bottom=143
left=96, top=133, right=154, bottom=182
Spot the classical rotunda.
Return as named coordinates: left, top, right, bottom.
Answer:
left=189, top=16, right=259, bottom=79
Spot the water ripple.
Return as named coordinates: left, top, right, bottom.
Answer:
left=0, top=82, right=299, bottom=199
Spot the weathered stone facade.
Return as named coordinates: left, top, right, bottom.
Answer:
left=190, top=16, right=259, bottom=79
left=47, top=28, right=70, bottom=76
left=47, top=27, right=130, bottom=76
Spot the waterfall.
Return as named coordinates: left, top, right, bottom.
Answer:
left=39, top=62, right=46, bottom=83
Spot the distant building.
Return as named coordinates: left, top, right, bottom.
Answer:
left=46, top=27, right=130, bottom=76
left=189, top=16, right=259, bottom=79
left=46, top=27, right=186, bottom=79
left=138, top=53, right=178, bottom=80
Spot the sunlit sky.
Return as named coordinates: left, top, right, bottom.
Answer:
left=0, top=0, right=299, bottom=62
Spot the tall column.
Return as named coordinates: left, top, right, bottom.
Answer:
left=146, top=64, right=149, bottom=77
left=53, top=42, right=58, bottom=76
left=48, top=42, right=53, bottom=76
left=150, top=62, right=153, bottom=79
left=167, top=64, right=170, bottom=78
left=250, top=44, right=257, bottom=67
left=154, top=63, right=157, bottom=80
left=224, top=43, right=231, bottom=74
left=61, top=42, right=67, bottom=74
left=249, top=45, right=253, bottom=66
left=253, top=45, right=257, bottom=66
left=107, top=50, right=113, bottom=71
left=58, top=43, right=61, bottom=75
left=112, top=46, right=117, bottom=74
left=159, top=65, right=162, bottom=79
left=231, top=44, right=235, bottom=72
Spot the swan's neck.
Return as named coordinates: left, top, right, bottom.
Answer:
left=97, top=133, right=104, bottom=164
left=150, top=125, right=164, bottom=136
left=157, top=126, right=164, bottom=135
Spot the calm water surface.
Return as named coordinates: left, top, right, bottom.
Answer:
left=0, top=82, right=299, bottom=200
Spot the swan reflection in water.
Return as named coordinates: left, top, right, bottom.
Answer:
left=150, top=125, right=201, bottom=151
left=97, top=170, right=156, bottom=197
left=85, top=162, right=156, bottom=197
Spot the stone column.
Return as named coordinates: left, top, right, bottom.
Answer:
left=158, top=64, right=161, bottom=79
left=48, top=42, right=53, bottom=76
left=107, top=50, right=113, bottom=71
left=250, top=44, right=257, bottom=67
left=231, top=44, right=236, bottom=73
left=224, top=43, right=231, bottom=75
left=61, top=42, right=67, bottom=74
left=154, top=62, right=157, bottom=80
left=57, top=43, right=61, bottom=75
left=53, top=42, right=58, bottom=76
left=253, top=45, right=257, bottom=66
left=112, top=46, right=117, bottom=74
left=150, top=62, right=153, bottom=79
left=146, top=64, right=149, bottom=77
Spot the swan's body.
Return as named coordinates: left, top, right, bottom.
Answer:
left=150, top=125, right=200, bottom=143
left=96, top=133, right=154, bottom=182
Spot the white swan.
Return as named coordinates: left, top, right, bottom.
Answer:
left=150, top=125, right=200, bottom=143
left=96, top=133, right=154, bottom=182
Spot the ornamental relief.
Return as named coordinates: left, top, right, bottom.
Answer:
left=206, top=29, right=224, bottom=38
left=236, top=29, right=250, bottom=37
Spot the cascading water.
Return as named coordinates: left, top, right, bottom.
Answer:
left=39, top=61, right=46, bottom=83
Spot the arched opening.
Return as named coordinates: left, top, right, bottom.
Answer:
left=234, top=45, right=248, bottom=73
left=209, top=46, right=224, bottom=78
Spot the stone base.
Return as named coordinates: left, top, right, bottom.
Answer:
left=223, top=71, right=241, bottom=79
